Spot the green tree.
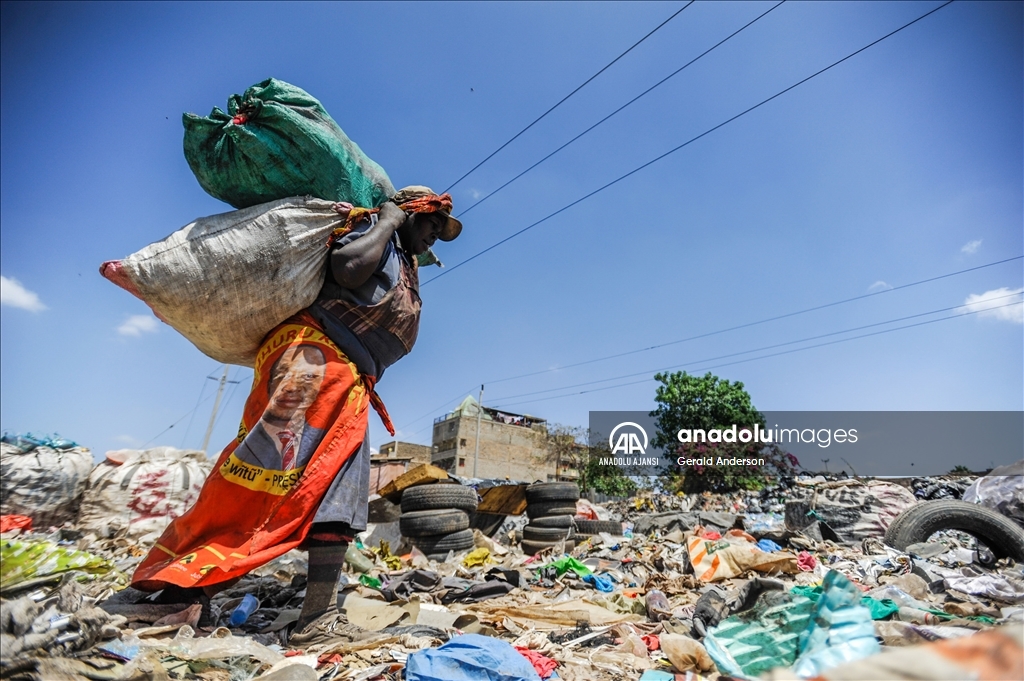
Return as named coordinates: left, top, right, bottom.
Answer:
left=546, top=423, right=636, bottom=497
left=651, top=372, right=764, bottom=449
left=651, top=371, right=797, bottom=493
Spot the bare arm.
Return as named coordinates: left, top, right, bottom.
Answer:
left=330, top=202, right=406, bottom=288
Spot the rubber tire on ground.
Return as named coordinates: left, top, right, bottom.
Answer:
left=526, top=501, right=578, bottom=520
left=522, top=539, right=576, bottom=556
left=574, top=519, right=625, bottom=536
left=883, top=500, right=1024, bottom=561
left=401, top=484, right=478, bottom=513
left=523, top=525, right=574, bottom=542
left=400, top=509, right=470, bottom=538
left=529, top=514, right=574, bottom=529
left=526, top=482, right=580, bottom=504
left=410, top=528, right=475, bottom=555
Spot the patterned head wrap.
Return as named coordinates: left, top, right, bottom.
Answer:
left=331, top=186, right=461, bottom=243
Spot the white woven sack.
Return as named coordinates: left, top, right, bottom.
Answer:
left=100, top=196, right=347, bottom=367
left=77, top=447, right=212, bottom=543
left=0, top=443, right=93, bottom=528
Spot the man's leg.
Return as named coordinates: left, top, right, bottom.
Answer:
left=295, top=522, right=353, bottom=633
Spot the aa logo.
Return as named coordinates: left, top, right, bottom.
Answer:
left=609, top=422, right=648, bottom=455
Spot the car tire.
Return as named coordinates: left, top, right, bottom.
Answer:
left=884, top=500, right=1024, bottom=561
left=522, top=539, right=575, bottom=556
left=526, top=501, right=578, bottom=519
left=410, top=528, right=476, bottom=556
left=526, top=482, right=580, bottom=504
left=523, top=525, right=575, bottom=542
left=574, top=520, right=625, bottom=536
left=529, top=514, right=574, bottom=529
left=400, top=509, right=470, bottom=537
left=401, top=484, right=479, bottom=513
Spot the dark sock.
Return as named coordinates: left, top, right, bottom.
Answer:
left=295, top=538, right=346, bottom=633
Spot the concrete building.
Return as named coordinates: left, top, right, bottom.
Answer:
left=370, top=441, right=433, bottom=493
left=378, top=441, right=432, bottom=465
left=430, top=396, right=575, bottom=481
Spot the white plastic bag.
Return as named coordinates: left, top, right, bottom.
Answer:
left=963, top=460, right=1024, bottom=527
left=0, top=443, right=93, bottom=528
left=76, top=447, right=211, bottom=543
left=100, top=197, right=348, bottom=366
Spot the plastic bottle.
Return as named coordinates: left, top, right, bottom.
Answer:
left=645, top=589, right=672, bottom=621
left=229, top=594, right=260, bottom=626
left=896, top=606, right=942, bottom=625
left=345, top=544, right=374, bottom=573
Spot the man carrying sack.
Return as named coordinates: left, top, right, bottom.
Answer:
left=131, top=187, right=462, bottom=638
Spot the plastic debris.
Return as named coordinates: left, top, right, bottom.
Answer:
left=405, top=633, right=542, bottom=681
left=542, top=555, right=593, bottom=578
left=515, top=646, right=558, bottom=678
left=1, top=470, right=1021, bottom=681
left=228, top=593, right=259, bottom=626
left=463, top=547, right=491, bottom=567
left=705, top=571, right=878, bottom=678
left=0, top=515, right=32, bottom=534
left=583, top=573, right=615, bottom=592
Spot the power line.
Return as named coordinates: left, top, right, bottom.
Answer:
left=489, top=298, right=1022, bottom=410
left=425, top=0, right=955, bottom=287
left=146, top=366, right=236, bottom=449
left=457, top=1, right=786, bottom=218
left=488, top=291, right=1023, bottom=403
left=395, top=255, right=1019, bottom=434
left=179, top=375, right=210, bottom=447
left=394, top=385, right=480, bottom=434
left=142, top=383, right=218, bottom=448
left=442, top=2, right=694, bottom=194
left=210, top=368, right=247, bottom=436
left=485, top=255, right=1022, bottom=386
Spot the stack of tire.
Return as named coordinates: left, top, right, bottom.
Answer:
left=400, top=483, right=479, bottom=561
left=523, top=482, right=580, bottom=555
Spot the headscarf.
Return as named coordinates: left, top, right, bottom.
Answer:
left=330, top=186, right=460, bottom=244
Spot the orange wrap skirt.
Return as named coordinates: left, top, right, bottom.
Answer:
left=132, top=312, right=389, bottom=591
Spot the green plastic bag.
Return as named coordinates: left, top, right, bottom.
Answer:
left=183, top=78, right=395, bottom=210
left=540, top=556, right=592, bottom=578
left=790, top=584, right=899, bottom=620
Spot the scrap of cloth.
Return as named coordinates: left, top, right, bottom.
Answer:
left=132, top=311, right=389, bottom=591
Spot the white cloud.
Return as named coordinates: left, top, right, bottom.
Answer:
left=469, top=189, right=483, bottom=200
left=960, top=239, right=982, bottom=255
left=114, top=434, right=143, bottom=446
left=0, top=276, right=46, bottom=312
left=868, top=281, right=891, bottom=291
left=117, top=314, right=159, bottom=336
left=962, top=287, right=1023, bottom=324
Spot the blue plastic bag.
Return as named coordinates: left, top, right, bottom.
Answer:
left=405, top=634, right=541, bottom=681
left=582, top=573, right=615, bottom=593
left=757, top=538, right=782, bottom=552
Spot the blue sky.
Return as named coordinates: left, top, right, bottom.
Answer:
left=2, top=1, right=1021, bottom=467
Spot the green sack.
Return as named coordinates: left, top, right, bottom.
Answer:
left=183, top=78, right=395, bottom=210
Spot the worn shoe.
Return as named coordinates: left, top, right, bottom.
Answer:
left=286, top=608, right=370, bottom=647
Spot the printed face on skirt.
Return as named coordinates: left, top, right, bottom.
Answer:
left=264, top=344, right=326, bottom=425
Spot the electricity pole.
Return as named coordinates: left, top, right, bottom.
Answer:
left=201, top=367, right=229, bottom=454
left=473, top=384, right=484, bottom=478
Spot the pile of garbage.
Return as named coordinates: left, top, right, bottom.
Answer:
left=3, top=442, right=1023, bottom=680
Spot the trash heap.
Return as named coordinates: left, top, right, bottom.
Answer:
left=3, top=449, right=1023, bottom=681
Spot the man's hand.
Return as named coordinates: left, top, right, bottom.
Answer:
left=377, top=201, right=407, bottom=226
left=329, top=204, right=406, bottom=289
